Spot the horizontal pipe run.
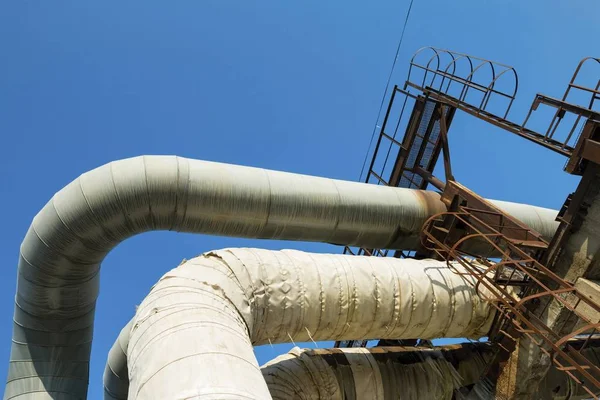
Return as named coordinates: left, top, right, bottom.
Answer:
left=6, top=155, right=559, bottom=399
left=125, top=248, right=494, bottom=399
left=261, top=344, right=493, bottom=400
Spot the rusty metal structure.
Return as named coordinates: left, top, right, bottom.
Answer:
left=337, top=47, right=600, bottom=398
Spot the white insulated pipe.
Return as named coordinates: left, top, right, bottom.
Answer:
left=261, top=345, right=492, bottom=400
left=103, top=321, right=133, bottom=400
left=5, top=155, right=559, bottom=399
left=260, top=344, right=600, bottom=400
left=125, top=248, right=494, bottom=399
left=102, top=251, right=495, bottom=400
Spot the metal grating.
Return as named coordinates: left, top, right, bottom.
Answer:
left=400, top=99, right=440, bottom=189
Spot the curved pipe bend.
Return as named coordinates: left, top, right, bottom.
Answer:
left=107, top=337, right=495, bottom=400
left=6, top=155, right=559, bottom=399
left=124, top=248, right=495, bottom=399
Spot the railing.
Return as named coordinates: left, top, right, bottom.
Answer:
left=522, top=57, right=600, bottom=154
left=405, top=50, right=600, bottom=159
left=405, top=47, right=518, bottom=119
left=343, top=246, right=389, bottom=257
left=421, top=208, right=600, bottom=399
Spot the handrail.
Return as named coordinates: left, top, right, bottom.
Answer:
left=406, top=47, right=518, bottom=119
left=420, top=209, right=600, bottom=399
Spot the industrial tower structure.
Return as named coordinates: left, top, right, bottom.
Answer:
left=5, top=47, right=600, bottom=400
left=337, top=47, right=600, bottom=399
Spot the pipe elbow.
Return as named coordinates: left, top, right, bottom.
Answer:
left=123, top=248, right=494, bottom=399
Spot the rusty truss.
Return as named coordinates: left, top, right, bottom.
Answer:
left=420, top=181, right=600, bottom=398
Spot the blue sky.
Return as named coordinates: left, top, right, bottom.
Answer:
left=0, top=1, right=598, bottom=398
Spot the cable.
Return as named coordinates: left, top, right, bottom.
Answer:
left=358, top=0, right=415, bottom=182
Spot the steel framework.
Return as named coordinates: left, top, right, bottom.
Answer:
left=340, top=46, right=600, bottom=398
left=420, top=189, right=600, bottom=398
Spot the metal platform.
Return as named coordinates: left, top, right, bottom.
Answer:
left=405, top=52, right=600, bottom=160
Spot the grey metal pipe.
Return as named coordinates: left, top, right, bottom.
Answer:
left=103, top=320, right=133, bottom=400
left=5, top=155, right=558, bottom=399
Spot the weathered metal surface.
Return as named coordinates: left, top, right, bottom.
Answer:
left=440, top=181, right=548, bottom=247
left=420, top=199, right=600, bottom=398
left=570, top=278, right=600, bottom=323
left=492, top=158, right=600, bottom=399
left=414, top=123, right=600, bottom=397
left=522, top=57, right=600, bottom=157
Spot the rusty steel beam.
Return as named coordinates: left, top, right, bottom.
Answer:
left=494, top=162, right=600, bottom=399
left=420, top=207, right=600, bottom=399
left=582, top=138, right=600, bottom=166
left=532, top=94, right=600, bottom=123
left=405, top=81, right=574, bottom=157
left=414, top=166, right=446, bottom=191
left=565, top=120, right=600, bottom=174
left=440, top=181, right=548, bottom=247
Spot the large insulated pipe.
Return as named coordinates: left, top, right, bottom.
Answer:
left=103, top=266, right=491, bottom=399
left=261, top=344, right=493, bottom=400
left=260, top=344, right=600, bottom=400
left=124, top=248, right=494, bottom=399
left=6, top=155, right=558, bottom=399
left=103, top=321, right=133, bottom=400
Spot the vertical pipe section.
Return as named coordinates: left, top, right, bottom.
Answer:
left=103, top=320, right=133, bottom=400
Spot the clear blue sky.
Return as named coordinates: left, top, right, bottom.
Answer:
left=0, top=1, right=598, bottom=398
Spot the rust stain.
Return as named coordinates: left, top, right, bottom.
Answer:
left=414, top=190, right=447, bottom=217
